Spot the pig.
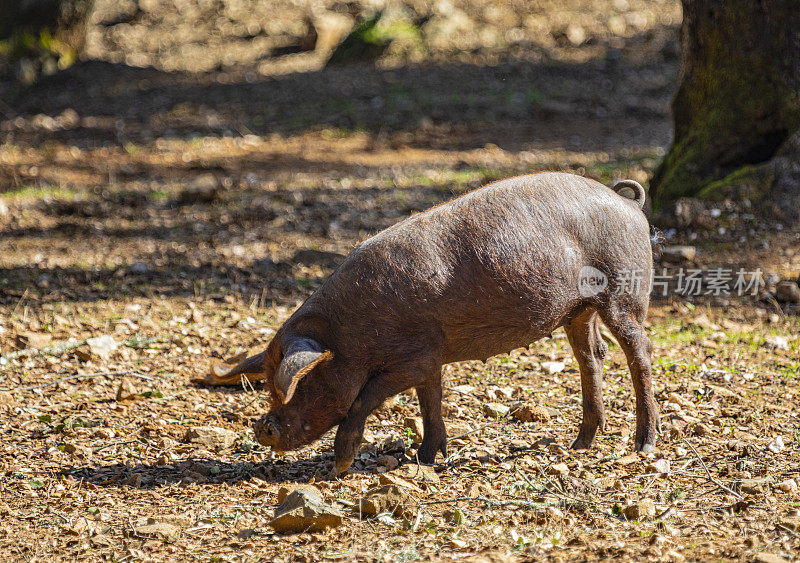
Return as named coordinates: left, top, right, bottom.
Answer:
left=205, top=172, right=657, bottom=474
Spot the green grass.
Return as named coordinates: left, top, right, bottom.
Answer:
left=1, top=183, right=77, bottom=201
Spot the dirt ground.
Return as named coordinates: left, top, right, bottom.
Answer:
left=1, top=1, right=800, bottom=561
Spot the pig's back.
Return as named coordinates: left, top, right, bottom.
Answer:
left=316, top=173, right=651, bottom=363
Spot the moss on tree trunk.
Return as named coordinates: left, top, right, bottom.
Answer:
left=650, top=0, right=800, bottom=219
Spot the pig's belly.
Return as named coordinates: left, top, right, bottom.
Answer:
left=440, top=311, right=566, bottom=364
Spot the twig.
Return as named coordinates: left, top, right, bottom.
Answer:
left=0, top=370, right=153, bottom=391
left=655, top=506, right=676, bottom=521
left=95, top=438, right=143, bottom=453
left=653, top=357, right=686, bottom=368
left=1, top=338, right=87, bottom=362
left=0, top=336, right=161, bottom=363
left=777, top=523, right=800, bottom=539
left=449, top=421, right=497, bottom=441
left=589, top=453, right=619, bottom=466
left=421, top=495, right=559, bottom=510
left=11, top=289, right=30, bottom=316
left=684, top=440, right=742, bottom=499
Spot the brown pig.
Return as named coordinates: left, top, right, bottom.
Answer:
left=206, top=172, right=658, bottom=474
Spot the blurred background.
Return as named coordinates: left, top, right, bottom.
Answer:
left=0, top=0, right=685, bottom=305
left=0, top=0, right=798, bottom=348
left=1, top=3, right=799, bottom=560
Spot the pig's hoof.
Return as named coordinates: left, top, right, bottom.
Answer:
left=334, top=455, right=354, bottom=476
left=635, top=441, right=655, bottom=454
left=417, top=439, right=447, bottom=464
left=570, top=436, right=595, bottom=450
left=570, top=426, right=598, bottom=450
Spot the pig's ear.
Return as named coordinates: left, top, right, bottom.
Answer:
left=274, top=338, right=332, bottom=403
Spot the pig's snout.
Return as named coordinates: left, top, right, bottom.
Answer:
left=253, top=416, right=281, bottom=449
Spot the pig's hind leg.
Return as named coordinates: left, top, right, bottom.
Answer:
left=564, top=308, right=608, bottom=450
left=597, top=304, right=658, bottom=453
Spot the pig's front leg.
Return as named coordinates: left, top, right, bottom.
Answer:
left=334, top=357, right=442, bottom=475
left=415, top=370, right=447, bottom=463
left=333, top=373, right=413, bottom=474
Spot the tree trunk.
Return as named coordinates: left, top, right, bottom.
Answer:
left=650, top=0, right=800, bottom=220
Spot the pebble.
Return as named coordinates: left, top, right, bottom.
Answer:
left=624, top=499, right=656, bottom=521
left=482, top=402, right=509, bottom=418
left=184, top=426, right=237, bottom=450
left=269, top=490, right=343, bottom=534
left=403, top=417, right=424, bottom=444
left=512, top=404, right=550, bottom=423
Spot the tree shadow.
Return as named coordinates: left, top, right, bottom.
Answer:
left=2, top=31, right=677, bottom=154
left=0, top=29, right=679, bottom=306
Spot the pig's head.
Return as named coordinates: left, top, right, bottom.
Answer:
left=253, top=335, right=350, bottom=452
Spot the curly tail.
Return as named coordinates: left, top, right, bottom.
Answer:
left=612, top=179, right=646, bottom=209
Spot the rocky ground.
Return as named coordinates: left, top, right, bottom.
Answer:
left=1, top=0, right=800, bottom=561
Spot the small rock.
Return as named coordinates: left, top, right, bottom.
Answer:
left=776, top=479, right=798, bottom=493
left=566, top=24, right=585, bottom=45
left=482, top=402, right=510, bottom=418
left=768, top=435, right=785, bottom=453
left=276, top=485, right=322, bottom=505
left=737, top=477, right=772, bottom=495
left=646, top=459, right=670, bottom=474
left=86, top=335, right=119, bottom=359
left=64, top=442, right=92, bottom=458
left=0, top=391, right=15, bottom=406
left=661, top=245, right=697, bottom=262
left=184, top=426, right=237, bottom=450
left=540, top=361, right=565, bottom=374
left=775, top=281, right=800, bottom=303
left=513, top=404, right=550, bottom=423
left=130, top=262, right=149, bottom=274
left=546, top=463, right=569, bottom=477
left=14, top=331, right=52, bottom=350
left=377, top=455, right=399, bottom=470
left=116, top=379, right=137, bottom=401
left=403, top=417, right=424, bottom=444
left=357, top=485, right=415, bottom=519
left=765, top=335, right=790, bottom=350
left=624, top=499, right=656, bottom=521
left=755, top=553, right=788, bottom=563
left=269, top=490, right=344, bottom=534
left=692, top=423, right=712, bottom=437
left=237, top=528, right=256, bottom=540
left=132, top=521, right=180, bottom=539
